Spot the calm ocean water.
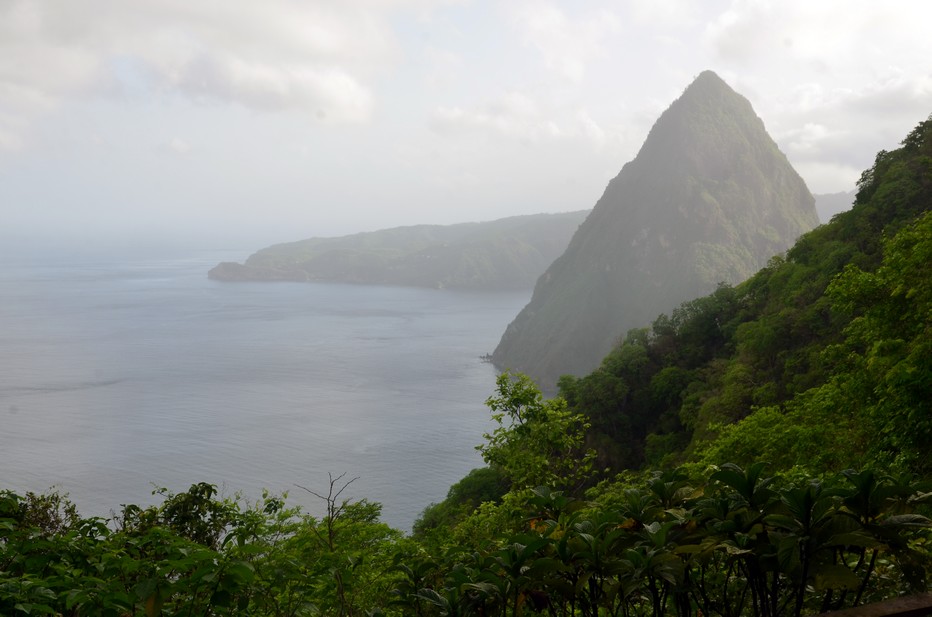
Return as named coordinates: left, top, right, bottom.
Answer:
left=0, top=248, right=529, bottom=531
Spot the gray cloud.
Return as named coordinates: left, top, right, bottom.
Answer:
left=2, top=0, right=930, bottom=242
left=0, top=0, right=415, bottom=148
left=703, top=1, right=932, bottom=192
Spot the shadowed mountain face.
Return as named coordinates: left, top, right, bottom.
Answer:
left=492, top=71, right=819, bottom=390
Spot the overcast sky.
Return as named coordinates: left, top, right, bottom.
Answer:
left=2, top=0, right=930, bottom=251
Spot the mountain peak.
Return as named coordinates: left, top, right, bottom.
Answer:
left=673, top=70, right=746, bottom=111
left=692, top=69, right=729, bottom=87
left=492, top=73, right=818, bottom=390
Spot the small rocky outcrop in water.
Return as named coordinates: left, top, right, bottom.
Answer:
left=492, top=70, right=819, bottom=390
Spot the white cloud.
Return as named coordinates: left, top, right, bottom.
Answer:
left=793, top=160, right=862, bottom=195
left=705, top=1, right=932, bottom=87
left=705, top=1, right=867, bottom=67
left=769, top=70, right=931, bottom=171
left=702, top=1, right=932, bottom=192
left=165, top=137, right=191, bottom=154
left=431, top=92, right=610, bottom=146
left=627, top=0, right=701, bottom=28
left=509, top=2, right=621, bottom=83
left=2, top=0, right=929, bottom=240
left=577, top=109, right=606, bottom=146
left=846, top=73, right=932, bottom=117
left=0, top=124, right=23, bottom=151
left=432, top=93, right=555, bottom=142
left=0, top=0, right=435, bottom=148
left=780, top=122, right=832, bottom=156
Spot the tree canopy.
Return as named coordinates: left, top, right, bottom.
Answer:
left=4, top=116, right=932, bottom=616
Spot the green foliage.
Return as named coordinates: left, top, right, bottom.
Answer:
left=391, top=465, right=932, bottom=617
left=1, top=488, right=79, bottom=536
left=413, top=467, right=509, bottom=544
left=553, top=114, right=932, bottom=482
left=826, top=209, right=932, bottom=471
left=4, top=112, right=932, bottom=617
left=696, top=203, right=932, bottom=476
left=119, top=482, right=238, bottom=549
left=479, top=372, right=595, bottom=493
left=0, top=480, right=403, bottom=616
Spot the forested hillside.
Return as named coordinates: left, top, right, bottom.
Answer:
left=2, top=117, right=930, bottom=616
left=208, top=211, right=587, bottom=290
left=557, top=114, right=932, bottom=478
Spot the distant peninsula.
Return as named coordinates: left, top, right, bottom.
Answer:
left=208, top=211, right=588, bottom=290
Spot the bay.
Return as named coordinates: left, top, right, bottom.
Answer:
left=0, top=248, right=528, bottom=531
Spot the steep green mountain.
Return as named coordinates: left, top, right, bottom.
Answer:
left=493, top=71, right=818, bottom=390
left=208, top=211, right=588, bottom=290
left=558, top=114, right=932, bottom=476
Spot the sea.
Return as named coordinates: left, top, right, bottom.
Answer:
left=0, top=246, right=529, bottom=531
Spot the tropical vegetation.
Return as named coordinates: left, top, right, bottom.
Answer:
left=3, top=116, right=931, bottom=615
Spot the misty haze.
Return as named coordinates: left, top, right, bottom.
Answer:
left=2, top=2, right=932, bottom=615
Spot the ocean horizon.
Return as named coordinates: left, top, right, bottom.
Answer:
left=0, top=246, right=529, bottom=531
